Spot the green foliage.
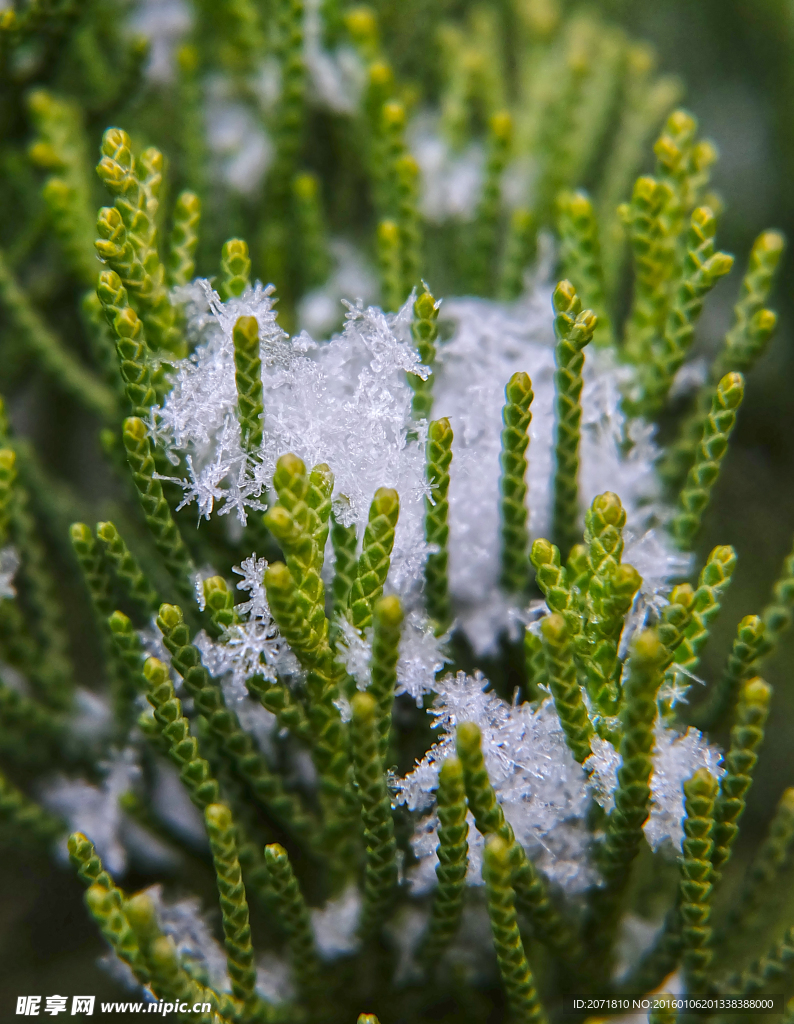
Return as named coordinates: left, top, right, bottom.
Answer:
left=233, top=315, right=264, bottom=455
left=712, top=678, right=771, bottom=880
left=96, top=129, right=185, bottom=357
left=143, top=656, right=220, bottom=810
left=156, top=602, right=316, bottom=844
left=351, top=691, right=398, bottom=936
left=0, top=769, right=63, bottom=845
left=469, top=112, right=512, bottom=295
left=551, top=280, right=597, bottom=557
left=204, top=803, right=258, bottom=1008
left=219, top=239, right=251, bottom=301
left=586, top=630, right=665, bottom=963
left=679, top=768, right=719, bottom=993
left=557, top=190, right=612, bottom=346
left=424, top=417, right=453, bottom=631
left=422, top=756, right=469, bottom=962
left=349, top=488, right=399, bottom=631
left=167, top=192, right=201, bottom=289
left=456, top=721, right=579, bottom=961
left=499, top=371, right=534, bottom=593
left=264, top=842, right=321, bottom=1000
left=408, top=287, right=439, bottom=422
left=96, top=520, right=160, bottom=618
left=540, top=613, right=593, bottom=763
left=670, top=372, right=744, bottom=551
left=483, top=835, right=546, bottom=1024
left=123, top=417, right=196, bottom=604
left=368, top=595, right=402, bottom=762
left=1, top=2, right=793, bottom=1019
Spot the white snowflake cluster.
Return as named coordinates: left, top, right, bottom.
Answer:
left=194, top=554, right=303, bottom=757
left=585, top=722, right=724, bottom=853
left=141, top=272, right=724, bottom=917
left=395, top=669, right=723, bottom=895
left=310, top=883, right=363, bottom=960
left=154, top=273, right=688, bottom=655
left=0, top=545, right=19, bottom=599
left=41, top=747, right=140, bottom=876
left=395, top=671, right=597, bottom=895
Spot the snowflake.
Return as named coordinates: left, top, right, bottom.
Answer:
left=154, top=273, right=687, bottom=656
left=585, top=721, right=723, bottom=853
left=395, top=671, right=596, bottom=894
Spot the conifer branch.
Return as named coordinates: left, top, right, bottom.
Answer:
left=540, top=613, right=594, bottom=763
left=351, top=692, right=398, bottom=936
left=688, top=614, right=765, bottom=731
left=264, top=843, right=322, bottom=998
left=204, top=803, right=258, bottom=1008
left=409, top=287, right=439, bottom=422
left=233, top=315, right=264, bottom=456
left=167, top=191, right=201, bottom=289
left=469, top=112, right=512, bottom=296
left=156, top=604, right=317, bottom=843
left=558, top=190, right=612, bottom=346
left=551, top=280, right=597, bottom=558
left=679, top=767, right=719, bottom=993
left=711, top=678, right=771, bottom=881
left=97, top=520, right=161, bottom=619
left=499, top=209, right=535, bottom=301
left=349, top=488, right=400, bottom=631
left=0, top=250, right=116, bottom=421
left=423, top=756, right=469, bottom=961
left=369, top=595, right=402, bottom=762
left=424, top=417, right=453, bottom=631
left=219, top=239, right=251, bottom=301
left=123, top=417, right=196, bottom=605
left=483, top=835, right=547, bottom=1024
left=499, top=371, right=533, bottom=592
left=456, top=721, right=580, bottom=961
left=670, top=372, right=744, bottom=551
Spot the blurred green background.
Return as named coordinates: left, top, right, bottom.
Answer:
left=3, top=0, right=794, bottom=1013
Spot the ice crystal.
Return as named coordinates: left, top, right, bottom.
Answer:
left=311, top=883, right=362, bottom=960
left=432, top=294, right=688, bottom=652
left=334, top=607, right=447, bottom=700
left=303, top=0, right=364, bottom=114
left=205, top=85, right=273, bottom=198
left=146, top=886, right=230, bottom=992
left=395, top=610, right=451, bottom=704
left=194, top=555, right=305, bottom=757
left=156, top=281, right=432, bottom=593
left=0, top=545, right=19, bottom=599
left=585, top=722, right=724, bottom=853
left=396, top=671, right=596, bottom=894
left=41, top=748, right=140, bottom=876
left=156, top=277, right=687, bottom=654
left=410, top=115, right=485, bottom=221
left=196, top=555, right=300, bottom=691
left=129, top=0, right=191, bottom=84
